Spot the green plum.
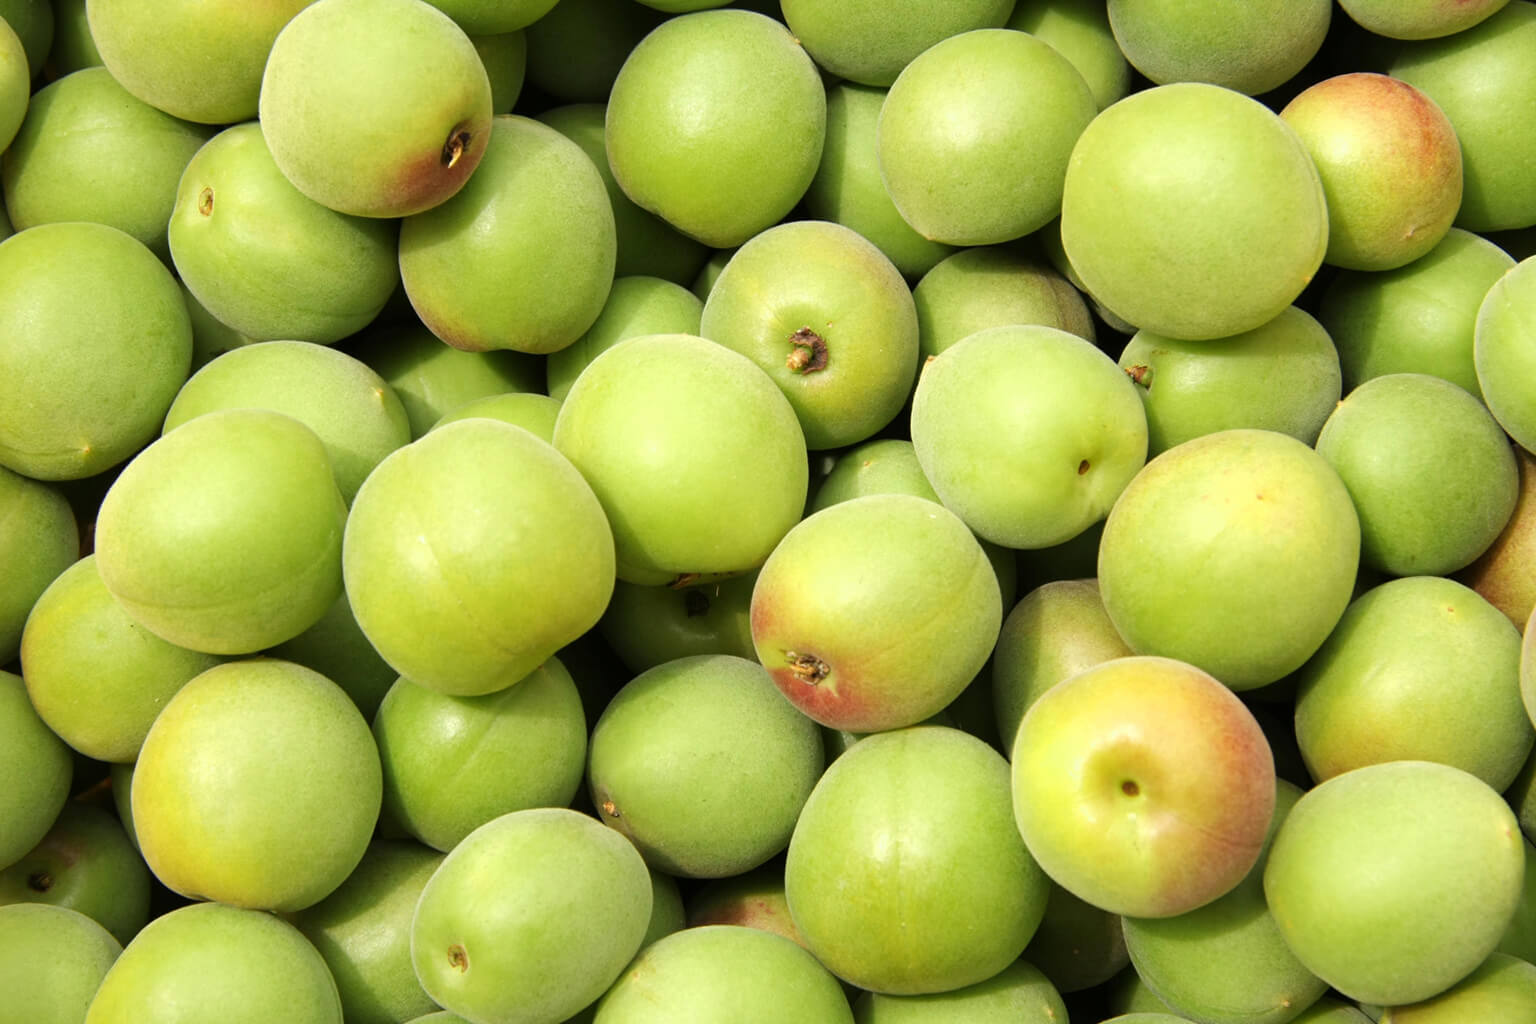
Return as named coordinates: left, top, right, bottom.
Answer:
left=587, top=654, right=824, bottom=878
left=268, top=590, right=397, bottom=720
left=162, top=340, right=410, bottom=505
left=913, top=246, right=1096, bottom=361
left=167, top=122, right=400, bottom=344
left=411, top=807, right=653, bottom=1024
left=750, top=494, right=1001, bottom=733
left=0, top=670, right=71, bottom=870
left=87, top=0, right=311, bottom=123
left=598, top=573, right=756, bottom=674
left=472, top=30, right=525, bottom=112
left=1380, top=954, right=1536, bottom=1023
left=1290, top=999, right=1375, bottom=1024
left=545, top=275, right=703, bottom=402
left=423, top=0, right=555, bottom=33
left=523, top=0, right=664, bottom=104
left=1263, top=760, right=1525, bottom=1006
left=553, top=332, right=807, bottom=585
left=605, top=9, right=825, bottom=247
left=779, top=0, right=1011, bottom=87
left=911, top=324, right=1148, bottom=549
left=686, top=861, right=804, bottom=947
left=1477, top=254, right=1536, bottom=451
left=879, top=29, right=1097, bottom=246
left=430, top=392, right=560, bottom=440
left=1315, top=372, right=1518, bottom=577
left=93, top=409, right=346, bottom=654
left=786, top=726, right=1050, bottom=994
left=290, top=840, right=445, bottom=1024
left=700, top=219, right=919, bottom=449
left=1388, top=2, right=1536, bottom=231
left=84, top=902, right=341, bottom=1024
left=0, top=801, right=148, bottom=944
left=0, top=16, right=25, bottom=151
left=1117, top=306, right=1343, bottom=456
left=0, top=464, right=76, bottom=667
left=1107, top=0, right=1331, bottom=95
left=372, top=659, right=587, bottom=851
left=852, top=960, right=1068, bottom=1022
left=1012, top=656, right=1276, bottom=919
left=1097, top=429, right=1361, bottom=690
left=1061, top=83, right=1328, bottom=340
left=180, top=280, right=255, bottom=371
left=0, top=904, right=119, bottom=1024
left=1339, top=0, right=1511, bottom=38
left=0, top=0, right=48, bottom=77
left=132, top=659, right=381, bottom=911
left=0, top=221, right=191, bottom=481
left=1463, top=448, right=1536, bottom=628
left=1280, top=74, right=1463, bottom=272
left=1021, top=880, right=1130, bottom=994
left=45, top=0, right=100, bottom=76
left=259, top=0, right=493, bottom=217
left=1008, top=0, right=1132, bottom=110
left=343, top=418, right=615, bottom=695
left=399, top=114, right=616, bottom=354
left=1498, top=837, right=1536, bottom=964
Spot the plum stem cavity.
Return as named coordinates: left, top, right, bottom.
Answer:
left=442, top=127, right=472, bottom=169
left=786, top=327, right=828, bottom=374
left=785, top=650, right=830, bottom=685
left=447, top=944, right=469, bottom=972
left=1121, top=780, right=1141, bottom=797
left=26, top=872, right=51, bottom=893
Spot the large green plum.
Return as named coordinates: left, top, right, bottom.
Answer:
left=87, top=0, right=311, bottom=123
left=0, top=801, right=149, bottom=944
left=131, top=659, right=381, bottom=911
left=913, top=246, right=1096, bottom=361
left=1107, top=0, right=1331, bottom=96
left=523, top=0, right=664, bottom=104
left=0, top=904, right=119, bottom=1024
left=0, top=670, right=71, bottom=870
left=0, top=221, right=191, bottom=481
left=911, top=324, right=1148, bottom=549
left=802, top=83, right=955, bottom=279
left=162, top=340, right=410, bottom=505
left=700, top=219, right=918, bottom=449
left=1121, top=780, right=1328, bottom=1024
left=1388, top=3, right=1536, bottom=231
left=1008, top=0, right=1132, bottom=110
left=24, top=554, right=224, bottom=763
left=605, top=9, right=825, bottom=248
left=750, top=494, right=1000, bottom=733
left=1117, top=306, right=1343, bottom=456
left=879, top=29, right=1096, bottom=246
left=372, top=659, right=587, bottom=851
left=598, top=573, right=756, bottom=674
left=786, top=726, right=1050, bottom=995
left=1097, top=429, right=1360, bottom=690
left=1476, top=254, right=1536, bottom=451
left=2, top=67, right=212, bottom=260
left=411, top=807, right=652, bottom=1024
left=536, top=103, right=709, bottom=285
left=1061, top=83, right=1328, bottom=340
left=594, top=924, right=852, bottom=1023
left=344, top=418, right=614, bottom=695
left=93, top=408, right=345, bottom=654
left=852, top=959, right=1068, bottom=1022
left=0, top=464, right=76, bottom=666
left=546, top=276, right=703, bottom=402
left=1315, top=373, right=1518, bottom=577
left=1280, top=74, right=1462, bottom=272
left=167, top=122, right=400, bottom=344
left=1339, top=0, right=1510, bottom=38
left=587, top=654, right=824, bottom=878
left=0, top=16, right=27, bottom=152
left=992, top=578, right=1133, bottom=759
left=1263, top=761, right=1525, bottom=1006
left=84, top=902, right=341, bottom=1024
left=1012, top=656, right=1276, bottom=919
left=779, top=0, right=1010, bottom=87
left=399, top=114, right=615, bottom=354
left=1294, top=576, right=1531, bottom=790
left=1321, top=228, right=1513, bottom=396
left=553, top=332, right=806, bottom=585
left=290, top=840, right=444, bottom=1024
left=259, top=0, right=492, bottom=217
left=1380, top=953, right=1536, bottom=1023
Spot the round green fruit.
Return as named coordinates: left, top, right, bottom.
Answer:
left=1107, top=0, right=1331, bottom=96
left=0, top=904, right=120, bottom=1024
left=0, top=670, right=71, bottom=870
left=0, top=464, right=76, bottom=666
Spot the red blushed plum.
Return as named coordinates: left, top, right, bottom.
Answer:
left=1011, top=656, right=1276, bottom=919
left=750, top=493, right=1001, bottom=734
left=785, top=727, right=1050, bottom=995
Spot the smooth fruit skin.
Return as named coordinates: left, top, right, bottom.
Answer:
left=411, top=807, right=653, bottom=1024
left=0, top=464, right=76, bottom=666
left=779, top=0, right=1010, bottom=87
left=343, top=418, right=615, bottom=695
left=1380, top=953, right=1536, bottom=1023
left=598, top=572, right=756, bottom=674
left=1008, top=0, right=1132, bottom=111
left=1263, top=761, right=1525, bottom=1007
left=852, top=959, right=1068, bottom=1023
left=0, top=670, right=71, bottom=870
left=87, top=0, right=311, bottom=123
left=1280, top=74, right=1462, bottom=272
left=0, top=16, right=25, bottom=151
left=425, top=0, right=555, bottom=33
left=1012, top=656, right=1276, bottom=919
left=132, top=659, right=382, bottom=912
left=913, top=247, right=1096, bottom=360
left=1097, top=429, right=1361, bottom=691
left=1340, top=0, right=1510, bottom=39
left=546, top=275, right=703, bottom=402
left=605, top=9, right=825, bottom=248
left=84, top=902, right=342, bottom=1024
left=1107, top=0, right=1331, bottom=96
left=258, top=0, right=493, bottom=218
left=1476, top=254, right=1536, bottom=452
left=786, top=727, right=1050, bottom=995
left=0, top=801, right=150, bottom=945
left=0, top=904, right=120, bottom=1024
left=399, top=114, right=616, bottom=354
left=1061, top=82, right=1328, bottom=341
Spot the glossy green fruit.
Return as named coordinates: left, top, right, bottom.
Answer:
left=0, top=904, right=120, bottom=1024
left=779, top=0, right=1012, bottom=87
left=0, top=465, right=76, bottom=667
left=0, top=670, right=71, bottom=870
left=1107, top=0, right=1331, bottom=95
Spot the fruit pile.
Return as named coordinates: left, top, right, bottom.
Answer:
left=2, top=0, right=1536, bottom=1022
